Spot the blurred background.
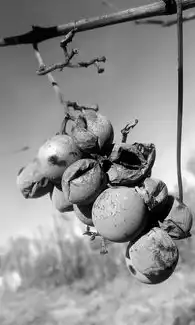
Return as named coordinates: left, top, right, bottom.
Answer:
left=1, top=1, right=195, bottom=324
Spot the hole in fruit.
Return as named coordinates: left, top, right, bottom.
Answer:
left=128, top=265, right=137, bottom=275
left=118, top=151, right=141, bottom=169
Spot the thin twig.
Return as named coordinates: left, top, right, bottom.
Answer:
left=176, top=0, right=184, bottom=202
left=37, top=55, right=106, bottom=75
left=121, top=119, right=138, bottom=143
left=135, top=12, right=195, bottom=27
left=33, top=43, right=68, bottom=112
left=1, top=1, right=195, bottom=46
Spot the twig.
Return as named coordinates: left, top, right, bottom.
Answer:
left=37, top=49, right=78, bottom=75
left=37, top=55, right=106, bottom=75
left=135, top=12, right=195, bottom=27
left=121, top=119, right=138, bottom=143
left=33, top=43, right=68, bottom=111
left=176, top=0, right=184, bottom=202
left=0, top=1, right=195, bottom=46
left=66, top=101, right=99, bottom=112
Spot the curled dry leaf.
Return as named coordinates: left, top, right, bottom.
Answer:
left=160, top=196, right=193, bottom=239
left=125, top=227, right=179, bottom=284
left=51, top=186, right=73, bottom=213
left=17, top=159, right=53, bottom=199
left=108, top=142, right=156, bottom=186
left=135, top=177, right=168, bottom=211
left=61, top=158, right=108, bottom=205
left=73, top=203, right=94, bottom=226
left=92, top=186, right=148, bottom=243
left=37, top=134, right=82, bottom=182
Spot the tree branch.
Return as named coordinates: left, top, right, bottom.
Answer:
left=1, top=0, right=195, bottom=46
left=135, top=11, right=195, bottom=27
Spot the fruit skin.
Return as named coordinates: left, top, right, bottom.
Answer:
left=62, top=158, right=108, bottom=205
left=63, top=110, right=114, bottom=155
left=160, top=196, right=193, bottom=239
left=135, top=178, right=168, bottom=212
left=108, top=143, right=156, bottom=186
left=92, top=187, right=148, bottom=243
left=73, top=203, right=94, bottom=226
left=125, top=227, right=179, bottom=284
left=37, top=134, right=82, bottom=182
left=51, top=186, right=73, bottom=213
left=17, top=159, right=53, bottom=199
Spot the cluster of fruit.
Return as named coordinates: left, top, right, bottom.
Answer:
left=17, top=106, right=193, bottom=285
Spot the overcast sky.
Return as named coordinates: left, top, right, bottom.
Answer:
left=1, top=0, right=195, bottom=246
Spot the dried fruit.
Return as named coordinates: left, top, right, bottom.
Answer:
left=135, top=177, right=168, bottom=211
left=108, top=142, right=156, bottom=186
left=92, top=187, right=148, bottom=243
left=73, top=203, right=94, bottom=226
left=51, top=186, right=73, bottom=212
left=125, top=227, right=179, bottom=284
left=62, top=158, right=107, bottom=205
left=17, top=159, right=53, bottom=199
left=37, top=134, right=82, bottom=182
left=160, top=197, right=193, bottom=239
left=64, top=110, right=114, bottom=154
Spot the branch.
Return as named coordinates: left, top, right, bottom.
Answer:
left=37, top=55, right=106, bottom=75
left=135, top=11, right=195, bottom=27
left=33, top=43, right=68, bottom=111
left=1, top=1, right=195, bottom=46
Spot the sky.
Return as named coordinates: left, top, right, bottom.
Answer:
left=1, top=0, right=195, bottom=246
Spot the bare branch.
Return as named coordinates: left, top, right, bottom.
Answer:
left=1, top=1, right=195, bottom=46
left=33, top=43, right=68, bottom=111
left=135, top=11, right=195, bottom=27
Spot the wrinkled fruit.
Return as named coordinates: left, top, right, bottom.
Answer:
left=37, top=134, right=82, bottom=182
left=51, top=186, right=73, bottom=213
left=108, top=143, right=156, bottom=186
left=125, top=227, right=179, bottom=284
left=92, top=186, right=148, bottom=243
left=135, top=177, right=168, bottom=211
left=62, top=158, right=107, bottom=205
left=17, top=159, right=53, bottom=199
left=160, top=196, right=193, bottom=239
left=73, top=203, right=94, bottom=226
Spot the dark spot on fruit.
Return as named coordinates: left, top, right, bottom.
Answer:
left=48, top=155, right=67, bottom=166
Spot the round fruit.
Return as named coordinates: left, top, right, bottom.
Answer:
left=73, top=203, right=94, bottom=226
left=17, top=159, right=53, bottom=199
left=160, top=197, right=193, bottom=239
left=62, top=158, right=107, bottom=205
left=92, top=187, right=148, bottom=243
left=135, top=178, right=168, bottom=211
left=37, top=134, right=82, bottom=182
left=125, top=227, right=179, bottom=284
left=85, top=111, right=114, bottom=153
left=51, top=186, right=73, bottom=213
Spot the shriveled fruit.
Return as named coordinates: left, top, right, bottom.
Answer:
left=17, top=159, right=53, bottom=199
left=73, top=203, right=94, bottom=226
left=108, top=143, right=156, bottom=186
left=37, top=134, right=82, bottom=182
left=125, top=227, right=179, bottom=284
left=63, top=110, right=114, bottom=154
left=160, top=197, right=193, bottom=239
left=51, top=186, right=73, bottom=213
left=62, top=158, right=107, bottom=205
left=92, top=187, right=148, bottom=243
left=135, top=178, right=168, bottom=211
